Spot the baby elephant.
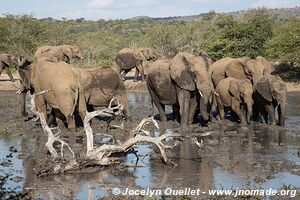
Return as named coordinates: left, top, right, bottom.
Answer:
left=216, top=77, right=253, bottom=124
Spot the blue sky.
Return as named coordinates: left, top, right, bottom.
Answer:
left=1, top=0, right=299, bottom=20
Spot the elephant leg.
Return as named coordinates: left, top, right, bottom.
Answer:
left=136, top=64, right=145, bottom=82
left=259, top=108, right=268, bottom=124
left=188, top=95, right=197, bottom=124
left=265, top=104, right=276, bottom=125
left=158, top=104, right=167, bottom=122
left=172, top=103, right=180, bottom=122
left=115, top=93, right=132, bottom=121
left=152, top=98, right=167, bottom=122
left=66, top=115, right=76, bottom=130
left=149, top=99, right=154, bottom=117
left=122, top=69, right=131, bottom=81
left=232, top=99, right=246, bottom=124
left=34, top=94, right=47, bottom=120
left=47, top=108, right=57, bottom=127
left=56, top=98, right=77, bottom=130
left=115, top=64, right=122, bottom=76
left=216, top=96, right=225, bottom=120
left=177, top=89, right=190, bottom=126
left=252, top=105, right=260, bottom=122
left=20, top=91, right=28, bottom=117
left=4, top=67, right=15, bottom=82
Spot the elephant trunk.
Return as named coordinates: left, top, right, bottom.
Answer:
left=278, top=100, right=286, bottom=126
left=199, top=94, right=210, bottom=122
left=121, top=95, right=132, bottom=121
left=246, top=104, right=252, bottom=124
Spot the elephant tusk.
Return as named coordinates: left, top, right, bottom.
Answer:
left=16, top=90, right=22, bottom=95
left=199, top=91, right=203, bottom=98
left=214, top=91, right=219, bottom=96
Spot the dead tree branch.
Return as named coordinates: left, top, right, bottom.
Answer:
left=32, top=89, right=75, bottom=159
left=36, top=97, right=206, bottom=176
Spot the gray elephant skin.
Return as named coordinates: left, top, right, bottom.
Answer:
left=34, top=45, right=83, bottom=63
left=253, top=74, right=287, bottom=126
left=18, top=59, right=131, bottom=129
left=115, top=48, right=158, bottom=82
left=210, top=56, right=273, bottom=87
left=215, top=77, right=253, bottom=124
left=146, top=52, right=213, bottom=126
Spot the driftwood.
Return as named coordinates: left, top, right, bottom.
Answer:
left=34, top=95, right=205, bottom=177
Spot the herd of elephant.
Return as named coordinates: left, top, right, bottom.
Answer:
left=0, top=44, right=287, bottom=130
left=146, top=53, right=287, bottom=127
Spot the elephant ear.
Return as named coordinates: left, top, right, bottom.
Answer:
left=256, top=56, right=273, bottom=74
left=225, top=60, right=247, bottom=79
left=256, top=76, right=272, bottom=102
left=229, top=79, right=241, bottom=101
left=170, top=54, right=195, bottom=91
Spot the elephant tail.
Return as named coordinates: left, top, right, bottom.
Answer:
left=146, top=76, right=158, bottom=117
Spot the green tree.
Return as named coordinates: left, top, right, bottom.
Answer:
left=266, top=18, right=300, bottom=64
left=207, top=9, right=274, bottom=59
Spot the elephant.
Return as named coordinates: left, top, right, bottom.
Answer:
left=19, top=59, right=131, bottom=128
left=34, top=45, right=83, bottom=63
left=253, top=74, right=287, bottom=126
left=0, top=53, right=19, bottom=82
left=146, top=52, right=214, bottom=126
left=18, top=59, right=85, bottom=129
left=210, top=56, right=273, bottom=88
left=74, top=68, right=131, bottom=120
left=215, top=77, right=254, bottom=124
left=115, top=48, right=158, bottom=82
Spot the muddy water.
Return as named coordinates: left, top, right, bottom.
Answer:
left=0, top=91, right=299, bottom=199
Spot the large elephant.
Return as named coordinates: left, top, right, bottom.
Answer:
left=0, top=53, right=19, bottom=82
left=18, top=59, right=85, bottom=129
left=210, top=56, right=273, bottom=87
left=34, top=45, right=83, bottom=63
left=115, top=48, right=158, bottom=82
left=146, top=52, right=213, bottom=126
left=215, top=77, right=253, bottom=124
left=253, top=74, right=287, bottom=126
left=19, top=60, right=131, bottom=127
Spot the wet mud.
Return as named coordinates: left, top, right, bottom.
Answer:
left=0, top=90, right=299, bottom=199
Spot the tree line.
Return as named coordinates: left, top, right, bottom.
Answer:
left=0, top=8, right=299, bottom=80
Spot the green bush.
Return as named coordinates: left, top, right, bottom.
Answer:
left=0, top=9, right=299, bottom=82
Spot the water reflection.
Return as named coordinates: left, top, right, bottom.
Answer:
left=0, top=91, right=299, bottom=199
